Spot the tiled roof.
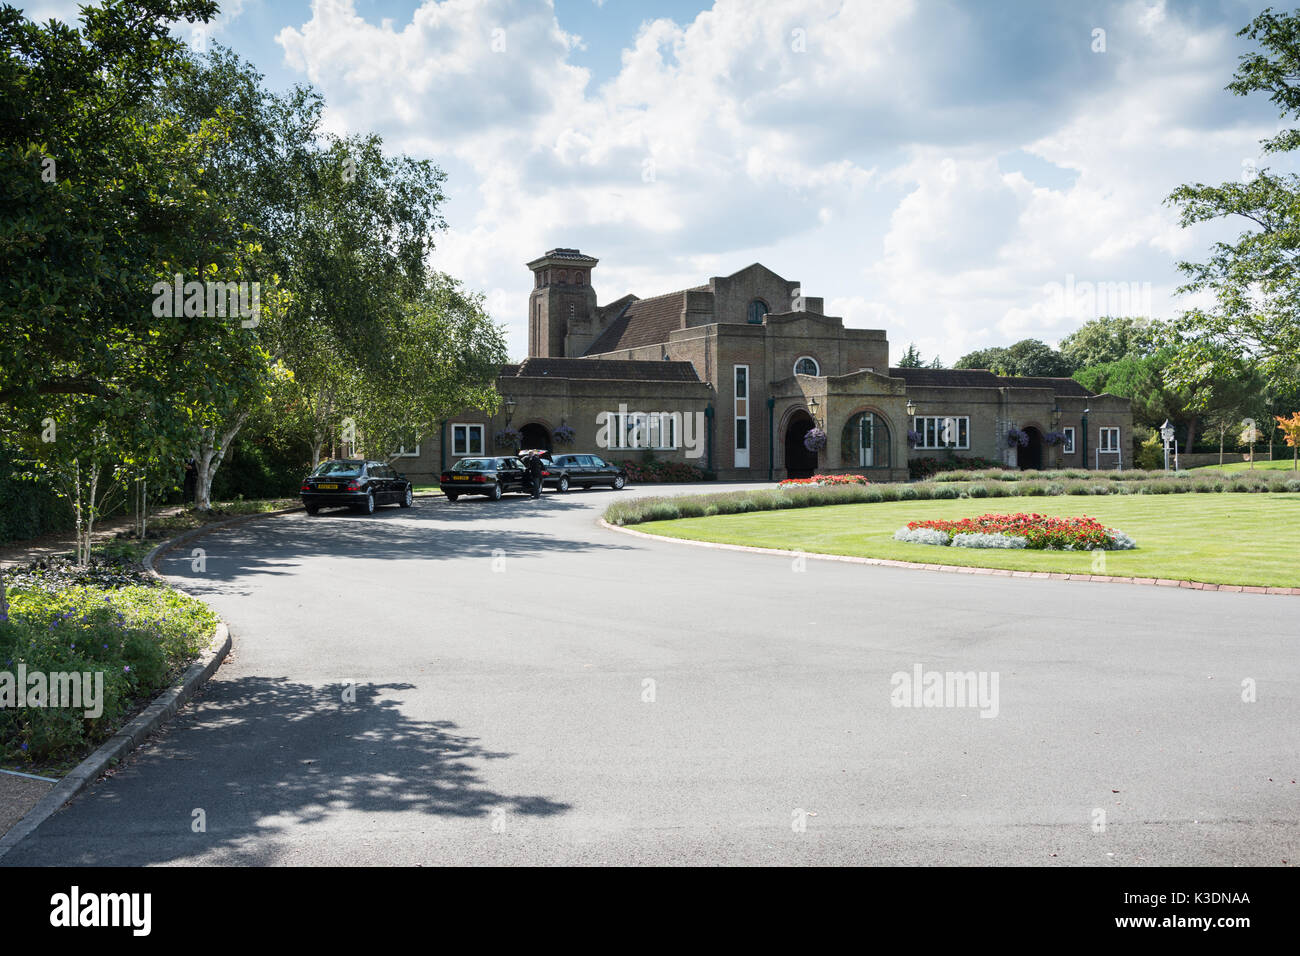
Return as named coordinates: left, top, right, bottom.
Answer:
left=584, top=290, right=687, bottom=354
left=889, top=367, right=1003, bottom=388
left=541, top=248, right=597, bottom=262
left=889, top=367, right=1094, bottom=396
left=1000, top=376, right=1094, bottom=397
left=504, top=357, right=700, bottom=383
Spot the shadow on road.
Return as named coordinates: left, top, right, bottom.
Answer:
left=156, top=495, right=636, bottom=593
left=2, top=675, right=571, bottom=866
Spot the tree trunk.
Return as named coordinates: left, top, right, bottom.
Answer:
left=82, top=466, right=100, bottom=565
left=192, top=412, right=250, bottom=511
left=1218, top=432, right=1224, bottom=465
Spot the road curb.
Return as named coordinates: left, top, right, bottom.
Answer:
left=597, top=519, right=1300, bottom=595
left=0, top=619, right=231, bottom=861
left=0, top=506, right=301, bottom=860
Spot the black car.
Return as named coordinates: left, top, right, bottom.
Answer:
left=441, top=456, right=537, bottom=500
left=300, top=459, right=414, bottom=515
left=547, top=453, right=627, bottom=490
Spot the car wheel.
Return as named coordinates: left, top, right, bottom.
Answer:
left=362, top=490, right=375, bottom=514
left=446, top=493, right=459, bottom=502
left=489, top=484, right=503, bottom=501
left=612, top=475, right=626, bottom=490
left=400, top=485, right=413, bottom=508
left=557, top=476, right=569, bottom=493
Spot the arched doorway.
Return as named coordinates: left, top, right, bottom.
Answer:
left=519, top=422, right=550, bottom=453
left=784, top=411, right=819, bottom=478
left=841, top=411, right=891, bottom=470
left=1018, top=426, right=1044, bottom=470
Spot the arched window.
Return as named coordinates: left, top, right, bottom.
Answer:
left=841, top=412, right=891, bottom=469
left=747, top=299, right=769, bottom=324
left=575, top=271, right=584, bottom=286
left=794, top=356, right=819, bottom=376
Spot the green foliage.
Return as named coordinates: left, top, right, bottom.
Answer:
left=0, top=444, right=73, bottom=543
left=1165, top=8, right=1300, bottom=397
left=1135, top=430, right=1164, bottom=470
left=0, top=581, right=217, bottom=763
left=1059, top=317, right=1167, bottom=368
left=955, top=339, right=1077, bottom=377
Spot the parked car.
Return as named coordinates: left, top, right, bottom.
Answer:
left=547, top=453, right=627, bottom=490
left=441, top=456, right=540, bottom=500
left=520, top=450, right=574, bottom=493
left=300, top=459, right=414, bottom=515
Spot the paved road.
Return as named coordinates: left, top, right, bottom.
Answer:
left=4, top=484, right=1296, bottom=865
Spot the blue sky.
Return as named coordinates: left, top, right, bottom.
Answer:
left=22, top=0, right=1292, bottom=362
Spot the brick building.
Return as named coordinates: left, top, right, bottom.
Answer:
left=397, top=249, right=1132, bottom=482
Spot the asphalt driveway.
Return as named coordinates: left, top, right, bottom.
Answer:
left=3, top=483, right=1296, bottom=865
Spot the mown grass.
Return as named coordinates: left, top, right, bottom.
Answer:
left=628, top=493, right=1300, bottom=589
left=1189, top=458, right=1299, bottom=474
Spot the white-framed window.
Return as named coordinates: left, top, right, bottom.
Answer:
left=1099, top=427, right=1120, bottom=453
left=794, top=356, right=820, bottom=376
left=734, top=364, right=750, bottom=468
left=451, top=424, right=484, bottom=456
left=618, top=411, right=679, bottom=450
left=912, top=415, right=969, bottom=450
left=1062, top=427, right=1075, bottom=455
left=393, top=444, right=420, bottom=458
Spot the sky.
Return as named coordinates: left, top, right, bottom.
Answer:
left=22, top=0, right=1295, bottom=363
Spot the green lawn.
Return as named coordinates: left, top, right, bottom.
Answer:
left=1189, top=457, right=1298, bottom=474
left=634, top=493, right=1300, bottom=588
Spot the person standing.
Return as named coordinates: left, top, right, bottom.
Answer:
left=526, top=453, right=544, bottom=499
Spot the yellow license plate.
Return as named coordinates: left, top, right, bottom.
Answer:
left=317, top=483, right=338, bottom=489
left=452, top=476, right=469, bottom=481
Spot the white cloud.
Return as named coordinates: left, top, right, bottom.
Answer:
left=271, top=0, right=1286, bottom=361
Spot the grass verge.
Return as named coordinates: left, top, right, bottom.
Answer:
left=627, top=493, right=1300, bottom=589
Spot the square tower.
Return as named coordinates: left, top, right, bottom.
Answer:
left=527, top=248, right=599, bottom=357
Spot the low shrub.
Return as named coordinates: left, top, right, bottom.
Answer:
left=0, top=581, right=218, bottom=763
left=613, top=459, right=711, bottom=483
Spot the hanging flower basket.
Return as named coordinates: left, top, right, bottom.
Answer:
left=1044, top=430, right=1066, bottom=446
left=803, top=427, right=828, bottom=452
left=553, top=424, right=576, bottom=445
left=907, top=428, right=922, bottom=448
left=494, top=427, right=521, bottom=448
left=1006, top=428, right=1029, bottom=448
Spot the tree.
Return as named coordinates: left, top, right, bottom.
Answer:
left=1165, top=8, right=1300, bottom=398
left=1276, top=411, right=1300, bottom=469
left=159, top=47, right=477, bottom=508
left=1059, top=316, right=1165, bottom=368
left=956, top=339, right=1076, bottom=377
left=897, top=343, right=925, bottom=368
left=0, top=0, right=240, bottom=619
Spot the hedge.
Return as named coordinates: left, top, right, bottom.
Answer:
left=604, top=473, right=1300, bottom=526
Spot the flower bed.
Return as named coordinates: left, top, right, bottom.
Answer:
left=1, top=563, right=219, bottom=765
left=613, top=459, right=711, bottom=483
left=894, top=513, right=1137, bottom=550
left=779, top=473, right=870, bottom=487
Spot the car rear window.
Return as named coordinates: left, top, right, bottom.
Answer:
left=452, top=459, right=494, bottom=471
left=313, top=461, right=363, bottom=476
